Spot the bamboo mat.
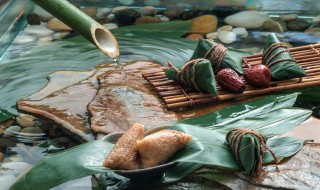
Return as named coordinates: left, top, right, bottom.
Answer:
left=142, top=44, right=320, bottom=110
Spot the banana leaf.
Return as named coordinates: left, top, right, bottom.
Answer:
left=165, top=59, right=218, bottom=94
left=263, top=33, right=306, bottom=80
left=10, top=93, right=311, bottom=190
left=190, top=39, right=248, bottom=75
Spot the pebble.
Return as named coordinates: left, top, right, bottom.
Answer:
left=102, top=23, right=119, bottom=30
left=154, top=15, right=170, bottom=22
left=232, top=27, right=248, bottom=38
left=0, top=152, right=4, bottom=162
left=143, top=0, right=160, bottom=6
left=218, top=31, right=237, bottom=44
left=305, top=27, right=320, bottom=34
left=37, top=36, right=54, bottom=45
left=32, top=6, right=53, bottom=22
left=190, top=15, right=218, bottom=34
left=164, top=8, right=184, bottom=19
left=119, top=0, right=134, bottom=5
left=0, top=128, right=3, bottom=136
left=16, top=114, right=37, bottom=128
left=224, top=11, right=270, bottom=29
left=312, top=15, right=320, bottom=26
left=205, top=32, right=218, bottom=40
left=0, top=174, right=16, bottom=190
left=4, top=154, right=23, bottom=163
left=96, top=8, right=112, bottom=18
left=21, top=127, right=44, bottom=134
left=135, top=16, right=160, bottom=24
left=217, top=25, right=233, bottom=33
left=181, top=10, right=199, bottom=20
left=47, top=18, right=72, bottom=31
left=263, top=20, right=285, bottom=33
left=115, top=9, right=140, bottom=25
left=139, top=6, right=156, bottom=16
left=0, top=162, right=32, bottom=176
left=13, top=35, right=37, bottom=45
left=279, top=14, right=298, bottom=21
left=112, top=6, right=130, bottom=14
left=26, top=13, right=41, bottom=25
left=24, top=25, right=54, bottom=37
left=53, top=31, right=70, bottom=40
left=287, top=19, right=311, bottom=31
left=81, top=6, right=97, bottom=18
left=3, top=126, right=21, bottom=137
left=185, top=34, right=204, bottom=41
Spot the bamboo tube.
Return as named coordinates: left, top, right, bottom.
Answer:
left=32, top=0, right=119, bottom=59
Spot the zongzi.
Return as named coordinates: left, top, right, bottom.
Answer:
left=165, top=58, right=218, bottom=95
left=262, top=33, right=306, bottom=80
left=137, top=129, right=192, bottom=168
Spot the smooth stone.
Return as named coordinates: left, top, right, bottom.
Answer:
left=81, top=6, right=97, bottom=18
left=225, top=11, right=270, bottom=29
left=181, top=10, right=199, bottom=20
left=279, top=14, right=298, bottom=21
left=0, top=152, right=4, bottom=162
left=0, top=174, right=16, bottom=190
left=103, top=23, right=119, bottom=30
left=119, top=0, right=134, bottom=5
left=164, top=8, right=184, bottom=19
left=305, top=27, right=320, bottom=33
left=0, top=128, right=3, bottom=136
left=96, top=8, right=112, bottom=18
left=32, top=6, right=53, bottom=22
left=37, top=36, right=54, bottom=45
left=143, top=0, right=160, bottom=6
left=139, top=6, right=156, bottom=16
left=190, top=15, right=218, bottom=34
left=232, top=27, right=248, bottom=38
left=155, top=15, right=170, bottom=22
left=312, top=15, right=320, bottom=26
left=287, top=19, right=311, bottom=31
left=185, top=33, right=204, bottom=41
left=56, top=136, right=71, bottom=145
left=16, top=114, right=37, bottom=128
left=0, top=162, right=32, bottom=176
left=135, top=16, right=160, bottom=24
left=53, top=31, right=70, bottom=40
left=21, top=127, right=44, bottom=134
left=115, top=9, right=140, bottom=25
left=13, top=35, right=37, bottom=45
left=205, top=32, right=218, bottom=40
left=3, top=126, right=21, bottom=137
left=47, top=18, right=72, bottom=31
left=4, top=154, right=24, bottom=163
left=217, top=25, right=233, bottom=33
left=263, top=20, right=285, bottom=33
left=112, top=6, right=130, bottom=14
left=273, top=18, right=287, bottom=31
left=26, top=13, right=41, bottom=25
left=218, top=31, right=237, bottom=44
left=24, top=25, right=54, bottom=37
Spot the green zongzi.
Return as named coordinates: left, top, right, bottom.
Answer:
left=262, top=33, right=306, bottom=80
left=190, top=39, right=244, bottom=74
left=165, top=58, right=218, bottom=95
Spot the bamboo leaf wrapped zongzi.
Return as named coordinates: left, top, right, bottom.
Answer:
left=262, top=33, right=306, bottom=80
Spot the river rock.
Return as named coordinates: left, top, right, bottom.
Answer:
left=190, top=15, right=218, bottom=34
left=53, top=31, right=70, bottom=40
left=135, top=16, right=160, bottom=24
left=0, top=152, right=4, bottom=162
left=305, top=27, right=320, bottom=33
left=115, top=9, right=140, bottom=25
left=279, top=14, right=298, bottom=21
left=218, top=31, right=237, bottom=44
left=32, top=6, right=53, bottom=22
left=312, top=15, right=320, bottom=26
left=287, top=19, right=311, bottom=31
left=143, top=0, right=160, bottom=6
left=181, top=10, right=199, bottom=20
left=96, top=8, right=112, bottom=18
left=3, top=126, right=21, bottom=137
left=205, top=32, right=218, bottom=40
left=0, top=174, right=16, bottom=190
left=47, top=18, right=72, bottom=31
left=119, top=0, right=134, bottom=5
left=164, top=8, right=184, bottom=19
left=0, top=162, right=32, bottom=176
left=225, top=11, right=270, bottom=29
left=217, top=25, right=233, bottom=33
left=102, top=23, right=119, bottom=30
left=232, top=27, right=248, bottom=38
left=263, top=20, right=285, bottom=33
left=185, top=33, right=204, bottom=41
left=26, top=13, right=41, bottom=25
left=13, top=35, right=37, bottom=45
left=81, top=6, right=97, bottom=18
left=37, top=36, right=54, bottom=45
left=0, top=128, right=3, bottom=136
left=16, top=114, right=37, bottom=128
left=112, top=6, right=130, bottom=14
left=24, top=25, right=54, bottom=37
left=154, top=15, right=170, bottom=22
left=139, top=6, right=156, bottom=16
left=21, top=127, right=44, bottom=134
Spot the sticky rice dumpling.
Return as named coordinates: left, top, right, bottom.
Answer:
left=262, top=33, right=306, bottom=80
left=137, top=129, right=192, bottom=168
left=103, top=123, right=144, bottom=170
left=190, top=39, right=244, bottom=74
left=165, top=58, right=218, bottom=95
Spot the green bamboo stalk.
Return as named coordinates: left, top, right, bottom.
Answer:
left=32, top=0, right=119, bottom=58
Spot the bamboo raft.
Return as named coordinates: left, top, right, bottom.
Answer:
left=142, top=44, right=320, bottom=110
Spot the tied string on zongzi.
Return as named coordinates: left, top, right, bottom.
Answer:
left=203, top=43, right=227, bottom=72
left=262, top=42, right=296, bottom=67
left=226, top=128, right=281, bottom=175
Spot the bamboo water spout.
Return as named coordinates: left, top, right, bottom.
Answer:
left=32, top=0, right=119, bottom=59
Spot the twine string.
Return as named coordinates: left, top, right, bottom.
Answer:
left=204, top=43, right=228, bottom=72
left=262, top=42, right=296, bottom=67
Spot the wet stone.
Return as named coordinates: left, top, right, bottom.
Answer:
left=287, top=19, right=311, bottom=31
left=218, top=31, right=237, bottom=44
left=26, top=13, right=41, bottom=25
left=115, top=9, right=141, bottom=25
left=189, top=15, right=218, bottom=34
left=313, top=15, right=320, bottom=26
left=139, top=6, right=156, bottom=16
left=154, top=15, right=170, bottom=22
left=232, top=27, right=248, bottom=38
left=279, top=14, right=298, bottom=21
left=217, top=25, right=233, bottom=33
left=185, top=33, right=204, bottom=41
left=206, top=32, right=218, bottom=40
left=263, top=20, right=285, bottom=33
left=47, top=18, right=72, bottom=31
left=3, top=126, right=21, bottom=137
left=135, top=16, right=160, bottom=24
left=164, top=8, right=184, bottom=19
left=21, top=127, right=44, bottom=134
left=81, top=6, right=97, bottom=18
left=96, top=7, right=112, bottom=18
left=181, top=10, right=200, bottom=20
left=0, top=152, right=4, bottom=162
left=103, top=23, right=119, bottom=30
left=16, top=114, right=38, bottom=128
left=305, top=27, right=320, bottom=34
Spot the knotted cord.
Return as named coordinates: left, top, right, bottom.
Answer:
left=262, top=42, right=296, bottom=67
left=203, top=43, right=227, bottom=72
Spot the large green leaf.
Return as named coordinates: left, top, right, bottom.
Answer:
left=10, top=93, right=311, bottom=190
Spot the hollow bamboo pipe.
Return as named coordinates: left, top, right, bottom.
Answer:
left=32, top=0, right=119, bottom=59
